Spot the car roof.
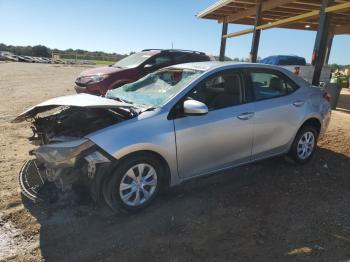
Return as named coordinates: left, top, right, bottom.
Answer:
left=169, top=61, right=310, bottom=87
left=141, top=49, right=207, bottom=56
left=170, top=61, right=287, bottom=71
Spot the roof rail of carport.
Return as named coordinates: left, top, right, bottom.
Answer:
left=197, top=0, right=350, bottom=37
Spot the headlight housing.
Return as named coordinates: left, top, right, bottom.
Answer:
left=78, top=74, right=108, bottom=84
left=34, top=139, right=95, bottom=168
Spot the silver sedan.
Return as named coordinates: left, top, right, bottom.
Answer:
left=15, top=62, right=331, bottom=212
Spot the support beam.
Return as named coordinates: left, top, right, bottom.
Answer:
left=250, top=1, right=263, bottom=63
left=325, top=32, right=334, bottom=65
left=223, top=1, right=350, bottom=39
left=219, top=22, right=228, bottom=61
left=219, top=0, right=295, bottom=23
left=224, top=10, right=320, bottom=38
left=335, top=25, right=350, bottom=35
left=312, top=0, right=333, bottom=86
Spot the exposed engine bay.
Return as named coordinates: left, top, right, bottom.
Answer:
left=30, top=106, right=130, bottom=145
left=18, top=103, right=136, bottom=202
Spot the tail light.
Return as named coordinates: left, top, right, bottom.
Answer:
left=323, top=92, right=331, bottom=102
left=312, top=52, right=316, bottom=66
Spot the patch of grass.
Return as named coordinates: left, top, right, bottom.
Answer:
left=91, top=60, right=115, bottom=65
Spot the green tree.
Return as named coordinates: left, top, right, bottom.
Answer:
left=32, top=45, right=50, bottom=57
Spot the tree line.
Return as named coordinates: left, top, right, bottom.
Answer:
left=0, top=43, right=128, bottom=61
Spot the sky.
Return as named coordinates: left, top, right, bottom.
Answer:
left=0, top=0, right=349, bottom=64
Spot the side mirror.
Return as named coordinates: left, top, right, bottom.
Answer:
left=183, top=100, right=208, bottom=116
left=144, top=64, right=155, bottom=70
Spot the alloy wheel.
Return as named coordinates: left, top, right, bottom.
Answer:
left=119, top=163, right=158, bottom=207
left=297, top=131, right=315, bottom=160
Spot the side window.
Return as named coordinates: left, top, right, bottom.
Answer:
left=154, top=55, right=172, bottom=65
left=173, top=53, right=190, bottom=64
left=250, top=71, right=298, bottom=101
left=188, top=71, right=243, bottom=111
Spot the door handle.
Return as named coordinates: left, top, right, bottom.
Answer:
left=237, top=112, right=254, bottom=120
left=292, top=100, right=305, bottom=107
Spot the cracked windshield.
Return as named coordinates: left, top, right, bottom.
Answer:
left=106, top=68, right=203, bottom=107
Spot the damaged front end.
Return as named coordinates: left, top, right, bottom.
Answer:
left=15, top=94, right=136, bottom=202
left=20, top=139, right=112, bottom=202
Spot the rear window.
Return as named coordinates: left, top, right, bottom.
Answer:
left=249, top=70, right=299, bottom=101
left=173, top=53, right=209, bottom=64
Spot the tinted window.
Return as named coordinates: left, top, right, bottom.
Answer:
left=250, top=71, right=298, bottom=100
left=189, top=71, right=243, bottom=110
left=154, top=55, right=172, bottom=65
left=113, top=52, right=152, bottom=68
left=173, top=53, right=190, bottom=64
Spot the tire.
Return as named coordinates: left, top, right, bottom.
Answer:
left=289, top=125, right=318, bottom=164
left=102, top=153, right=164, bottom=213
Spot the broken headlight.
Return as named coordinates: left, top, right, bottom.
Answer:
left=33, top=139, right=95, bottom=168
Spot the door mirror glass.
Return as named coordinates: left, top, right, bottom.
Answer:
left=183, top=99, right=208, bottom=116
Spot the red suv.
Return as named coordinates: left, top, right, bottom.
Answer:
left=74, top=49, right=211, bottom=96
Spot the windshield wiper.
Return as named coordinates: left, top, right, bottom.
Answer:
left=141, top=106, right=157, bottom=113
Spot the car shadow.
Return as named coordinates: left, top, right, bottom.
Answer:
left=23, top=147, right=350, bottom=262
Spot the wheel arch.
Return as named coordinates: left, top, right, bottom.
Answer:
left=93, top=149, right=172, bottom=203
left=118, top=150, right=172, bottom=188
left=299, top=117, right=321, bottom=136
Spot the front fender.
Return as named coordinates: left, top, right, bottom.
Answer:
left=86, top=111, right=180, bottom=186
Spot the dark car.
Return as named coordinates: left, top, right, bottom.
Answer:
left=74, top=49, right=211, bottom=96
left=260, top=55, right=306, bottom=66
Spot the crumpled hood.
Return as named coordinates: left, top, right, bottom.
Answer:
left=78, top=66, right=126, bottom=77
left=12, top=94, right=132, bottom=123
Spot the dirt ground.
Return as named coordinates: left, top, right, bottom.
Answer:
left=0, top=62, right=350, bottom=262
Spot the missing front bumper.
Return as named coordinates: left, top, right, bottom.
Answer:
left=19, top=159, right=47, bottom=202
left=19, top=150, right=112, bottom=203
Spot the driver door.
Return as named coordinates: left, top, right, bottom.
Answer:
left=172, top=69, right=254, bottom=179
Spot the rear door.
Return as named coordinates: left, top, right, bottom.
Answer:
left=246, top=68, right=305, bottom=160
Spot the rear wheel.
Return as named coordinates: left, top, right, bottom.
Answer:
left=289, top=125, right=318, bottom=164
left=102, top=154, right=163, bottom=213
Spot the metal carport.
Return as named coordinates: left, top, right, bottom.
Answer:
left=197, top=0, right=350, bottom=85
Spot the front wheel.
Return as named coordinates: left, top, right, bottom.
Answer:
left=289, top=126, right=318, bottom=164
left=103, top=154, right=163, bottom=213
